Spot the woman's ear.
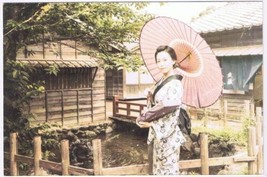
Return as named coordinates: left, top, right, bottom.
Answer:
left=173, top=62, right=177, bottom=68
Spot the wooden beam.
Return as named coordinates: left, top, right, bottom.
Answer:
left=234, top=156, right=256, bottom=162
left=61, top=90, right=64, bottom=126
left=248, top=127, right=257, bottom=174
left=109, top=116, right=136, bottom=124
left=10, top=133, right=18, bottom=176
left=90, top=89, right=94, bottom=122
left=179, top=159, right=201, bottom=169
left=7, top=153, right=94, bottom=175
left=15, top=154, right=34, bottom=164
left=200, top=133, right=209, bottom=175
left=34, top=136, right=42, bottom=175
left=102, top=164, right=149, bottom=175
left=61, top=140, right=70, bottom=175
left=76, top=90, right=80, bottom=125
left=92, top=139, right=103, bottom=175
left=45, top=91, right=48, bottom=122
left=256, top=107, right=263, bottom=174
left=68, top=165, right=94, bottom=175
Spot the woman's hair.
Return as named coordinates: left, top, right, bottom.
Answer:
left=155, top=45, right=177, bottom=63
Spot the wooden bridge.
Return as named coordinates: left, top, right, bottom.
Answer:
left=109, top=96, right=146, bottom=123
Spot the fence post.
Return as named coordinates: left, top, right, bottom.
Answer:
left=250, top=101, right=255, bottom=119
left=200, top=133, right=209, bottom=175
left=244, top=100, right=251, bottom=117
left=10, top=132, right=18, bottom=176
left=248, top=127, right=256, bottom=175
left=61, top=139, right=70, bottom=175
left=127, top=104, right=131, bottom=116
left=223, top=99, right=228, bottom=127
left=203, top=108, right=207, bottom=127
left=34, top=136, right=42, bottom=175
left=113, top=95, right=119, bottom=116
left=255, top=107, right=263, bottom=174
left=93, top=139, right=103, bottom=175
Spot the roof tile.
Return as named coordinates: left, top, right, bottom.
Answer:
left=191, top=2, right=262, bottom=33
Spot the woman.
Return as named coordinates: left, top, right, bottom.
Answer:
left=136, top=45, right=186, bottom=175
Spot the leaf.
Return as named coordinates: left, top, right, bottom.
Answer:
left=12, top=70, right=18, bottom=78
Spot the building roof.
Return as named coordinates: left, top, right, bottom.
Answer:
left=213, top=45, right=263, bottom=57
left=16, top=58, right=99, bottom=68
left=191, top=2, right=263, bottom=33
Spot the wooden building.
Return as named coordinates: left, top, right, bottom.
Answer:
left=190, top=2, right=263, bottom=119
left=105, top=42, right=154, bottom=100
left=107, top=2, right=263, bottom=120
left=17, top=40, right=106, bottom=126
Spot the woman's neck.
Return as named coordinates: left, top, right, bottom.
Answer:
left=162, top=70, right=175, bottom=80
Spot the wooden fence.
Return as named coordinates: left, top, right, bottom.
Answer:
left=4, top=107, right=263, bottom=175
left=110, top=96, right=256, bottom=124
left=189, top=98, right=254, bottom=121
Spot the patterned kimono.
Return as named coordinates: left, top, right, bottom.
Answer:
left=147, top=78, right=186, bottom=175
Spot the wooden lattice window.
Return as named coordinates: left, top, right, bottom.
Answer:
left=45, top=68, right=92, bottom=90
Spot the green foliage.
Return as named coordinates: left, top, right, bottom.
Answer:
left=99, top=52, right=144, bottom=72
left=192, top=126, right=247, bottom=146
left=4, top=60, right=45, bottom=135
left=44, top=64, right=59, bottom=76
left=3, top=1, right=152, bottom=134
left=241, top=116, right=256, bottom=142
left=43, top=150, right=56, bottom=160
left=4, top=2, right=152, bottom=70
left=19, top=123, right=61, bottom=159
left=3, top=3, right=153, bottom=160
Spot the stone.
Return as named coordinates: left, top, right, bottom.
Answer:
left=105, top=126, right=113, bottom=134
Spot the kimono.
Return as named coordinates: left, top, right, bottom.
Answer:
left=147, top=77, right=186, bottom=175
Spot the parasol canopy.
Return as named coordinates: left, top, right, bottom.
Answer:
left=139, top=16, right=223, bottom=108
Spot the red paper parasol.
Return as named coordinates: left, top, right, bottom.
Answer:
left=139, top=17, right=223, bottom=108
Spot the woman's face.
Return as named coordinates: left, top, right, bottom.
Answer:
left=156, top=51, right=175, bottom=75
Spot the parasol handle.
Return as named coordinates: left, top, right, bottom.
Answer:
left=177, top=53, right=191, bottom=67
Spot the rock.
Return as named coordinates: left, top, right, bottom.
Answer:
left=29, top=168, right=53, bottom=176
left=105, top=126, right=113, bottom=134
left=217, top=165, right=231, bottom=175
left=209, top=144, right=223, bottom=157
left=67, top=130, right=75, bottom=137
left=190, top=133, right=199, bottom=142
left=93, top=126, right=105, bottom=134
left=79, top=126, right=89, bottom=131
left=71, top=128, right=79, bottom=133
left=84, top=130, right=97, bottom=138
left=61, top=129, right=68, bottom=134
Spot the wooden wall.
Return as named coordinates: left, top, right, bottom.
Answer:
left=202, top=26, right=262, bottom=48
left=189, top=96, right=254, bottom=121
left=105, top=69, right=123, bottom=99
left=28, top=68, right=106, bottom=126
left=92, top=68, right=106, bottom=122
left=253, top=66, right=263, bottom=107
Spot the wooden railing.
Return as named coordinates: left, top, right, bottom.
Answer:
left=111, top=96, right=256, bottom=124
left=111, top=95, right=146, bottom=123
left=189, top=98, right=254, bottom=122
left=5, top=107, right=263, bottom=175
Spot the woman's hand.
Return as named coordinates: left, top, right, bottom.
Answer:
left=136, top=119, right=152, bottom=128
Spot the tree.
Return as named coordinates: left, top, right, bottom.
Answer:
left=3, top=2, right=152, bottom=135
left=3, top=2, right=151, bottom=69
